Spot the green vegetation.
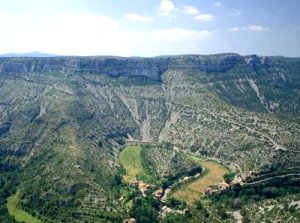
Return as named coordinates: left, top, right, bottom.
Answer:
left=223, top=172, right=236, bottom=183
left=0, top=157, right=19, bottom=223
left=7, top=191, right=41, bottom=223
left=240, top=194, right=300, bottom=222
left=120, top=145, right=151, bottom=182
left=130, top=196, right=160, bottom=223
left=172, top=155, right=228, bottom=205
left=0, top=55, right=300, bottom=222
left=161, top=213, right=186, bottom=223
left=209, top=177, right=300, bottom=222
left=210, top=176, right=300, bottom=208
left=165, top=197, right=187, bottom=210
left=141, top=144, right=201, bottom=185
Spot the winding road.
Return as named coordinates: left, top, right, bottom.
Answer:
left=242, top=173, right=300, bottom=186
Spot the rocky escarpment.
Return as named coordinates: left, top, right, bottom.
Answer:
left=0, top=53, right=251, bottom=81
left=0, top=53, right=300, bottom=222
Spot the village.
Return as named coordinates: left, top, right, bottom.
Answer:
left=121, top=150, right=251, bottom=223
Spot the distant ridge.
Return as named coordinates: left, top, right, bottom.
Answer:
left=0, top=51, right=58, bottom=57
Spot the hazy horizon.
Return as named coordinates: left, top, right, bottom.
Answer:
left=0, top=0, right=299, bottom=57
left=1, top=51, right=299, bottom=58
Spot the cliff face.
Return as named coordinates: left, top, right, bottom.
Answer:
left=0, top=53, right=300, bottom=222
left=0, top=53, right=246, bottom=80
left=2, top=54, right=299, bottom=118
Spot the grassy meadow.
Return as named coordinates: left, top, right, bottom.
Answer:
left=119, top=145, right=150, bottom=183
left=172, top=155, right=228, bottom=205
left=7, top=191, right=42, bottom=223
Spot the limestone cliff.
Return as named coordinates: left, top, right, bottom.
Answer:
left=0, top=53, right=246, bottom=80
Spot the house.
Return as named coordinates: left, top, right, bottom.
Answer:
left=139, top=182, right=152, bottom=197
left=123, top=218, right=137, bottom=223
left=154, top=188, right=163, bottom=199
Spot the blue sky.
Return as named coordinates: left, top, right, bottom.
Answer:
left=0, top=0, right=299, bottom=56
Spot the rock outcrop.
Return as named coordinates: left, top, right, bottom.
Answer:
left=0, top=53, right=251, bottom=80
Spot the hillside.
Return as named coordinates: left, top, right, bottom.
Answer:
left=0, top=54, right=299, bottom=222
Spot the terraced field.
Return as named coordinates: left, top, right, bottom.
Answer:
left=7, top=191, right=42, bottom=223
left=119, top=145, right=150, bottom=183
left=172, top=155, right=228, bottom=205
left=1, top=55, right=299, bottom=222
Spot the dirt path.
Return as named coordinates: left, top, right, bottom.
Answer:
left=231, top=210, right=243, bottom=223
left=178, top=103, right=298, bottom=154
left=242, top=173, right=300, bottom=186
left=202, top=109, right=300, bottom=154
left=172, top=155, right=228, bottom=205
left=206, top=111, right=286, bottom=151
left=8, top=74, right=74, bottom=95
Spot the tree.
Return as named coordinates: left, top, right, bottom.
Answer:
left=166, top=197, right=186, bottom=209
left=223, top=172, right=236, bottom=184
left=112, top=174, right=122, bottom=185
left=130, top=197, right=159, bottom=223
left=194, top=200, right=203, bottom=210
left=190, top=144, right=199, bottom=153
left=162, top=213, right=186, bottom=223
left=218, top=207, right=229, bottom=219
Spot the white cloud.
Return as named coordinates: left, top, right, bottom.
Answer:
left=247, top=25, right=270, bottom=32
left=151, top=28, right=212, bottom=42
left=213, top=2, right=222, bottom=7
left=228, top=27, right=239, bottom=32
left=183, top=5, right=199, bottom=15
left=0, top=13, right=215, bottom=56
left=159, top=0, right=175, bottom=16
left=147, top=28, right=214, bottom=55
left=124, top=13, right=153, bottom=22
left=194, top=14, right=214, bottom=22
left=228, top=25, right=270, bottom=32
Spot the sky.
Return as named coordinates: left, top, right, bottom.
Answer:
left=0, top=0, right=299, bottom=57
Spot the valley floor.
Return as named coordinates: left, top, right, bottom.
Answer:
left=172, top=154, right=228, bottom=205
left=7, top=191, right=41, bottom=223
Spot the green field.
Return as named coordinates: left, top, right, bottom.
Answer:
left=7, top=191, right=42, bottom=223
left=172, top=155, right=228, bottom=205
left=119, top=145, right=150, bottom=183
